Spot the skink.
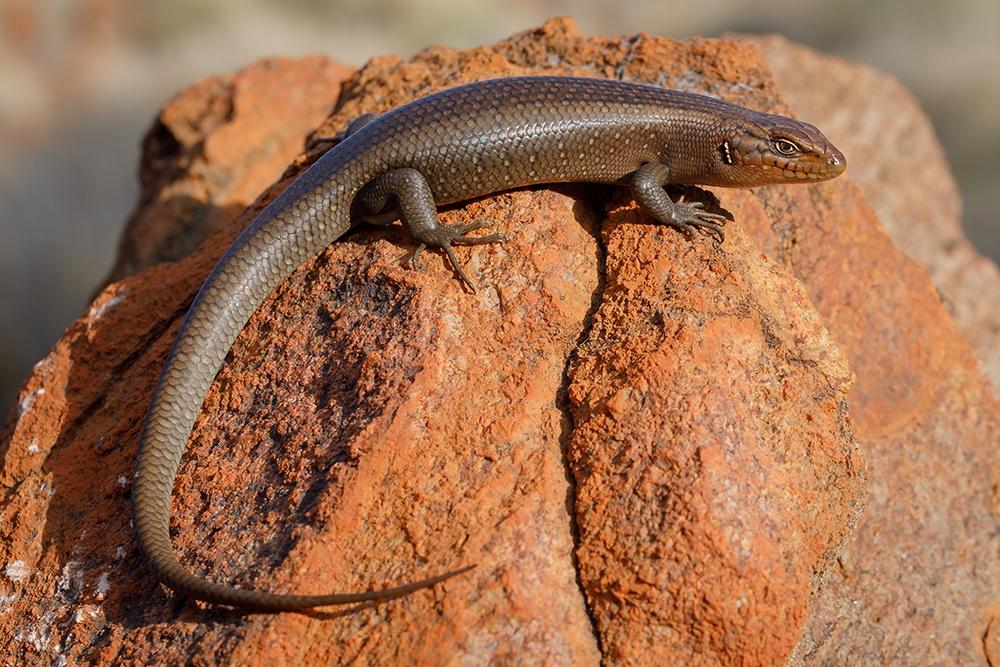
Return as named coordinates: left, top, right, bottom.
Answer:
left=132, top=75, right=846, bottom=611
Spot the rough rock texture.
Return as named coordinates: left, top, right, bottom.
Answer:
left=0, top=17, right=996, bottom=667
left=752, top=35, right=1000, bottom=392
left=738, top=37, right=1000, bottom=665
left=716, top=175, right=999, bottom=667
left=105, top=55, right=352, bottom=283
left=568, top=207, right=863, bottom=664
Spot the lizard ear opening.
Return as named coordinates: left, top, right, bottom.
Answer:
left=719, top=141, right=734, bottom=165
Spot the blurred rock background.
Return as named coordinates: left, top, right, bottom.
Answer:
left=1, top=0, right=997, bottom=414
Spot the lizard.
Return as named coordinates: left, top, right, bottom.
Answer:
left=132, top=75, right=846, bottom=611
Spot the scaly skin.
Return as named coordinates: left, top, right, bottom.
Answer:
left=132, top=76, right=846, bottom=610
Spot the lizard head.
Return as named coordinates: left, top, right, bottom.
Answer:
left=713, top=113, right=846, bottom=187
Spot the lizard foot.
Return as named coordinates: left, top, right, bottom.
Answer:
left=410, top=220, right=507, bottom=291
left=669, top=195, right=728, bottom=243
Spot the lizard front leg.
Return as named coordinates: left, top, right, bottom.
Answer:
left=629, top=161, right=728, bottom=243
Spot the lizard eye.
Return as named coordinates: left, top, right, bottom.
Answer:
left=774, top=139, right=799, bottom=155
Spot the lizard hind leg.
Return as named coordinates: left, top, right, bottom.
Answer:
left=360, top=168, right=507, bottom=291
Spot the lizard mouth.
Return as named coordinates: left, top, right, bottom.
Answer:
left=754, top=145, right=846, bottom=181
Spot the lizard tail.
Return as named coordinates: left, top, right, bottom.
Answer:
left=137, top=535, right=474, bottom=610
left=132, top=176, right=470, bottom=610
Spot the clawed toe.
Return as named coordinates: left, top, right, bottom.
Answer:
left=673, top=199, right=728, bottom=244
left=694, top=219, right=725, bottom=243
left=451, top=220, right=509, bottom=246
left=407, top=219, right=507, bottom=291
left=306, top=132, right=345, bottom=151
left=456, top=220, right=489, bottom=234
left=442, top=244, right=476, bottom=291
left=453, top=232, right=508, bottom=246
left=409, top=243, right=428, bottom=271
left=409, top=239, right=478, bottom=291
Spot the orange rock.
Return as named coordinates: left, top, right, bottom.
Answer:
left=0, top=17, right=995, bottom=667
left=105, top=55, right=352, bottom=283
left=740, top=37, right=1000, bottom=666
left=754, top=35, right=1000, bottom=394
left=569, top=209, right=863, bottom=664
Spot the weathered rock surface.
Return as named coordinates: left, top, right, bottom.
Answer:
left=105, top=55, right=352, bottom=283
left=741, top=36, right=1000, bottom=666
left=1, top=17, right=996, bottom=667
left=569, top=207, right=863, bottom=664
left=753, top=35, right=1000, bottom=393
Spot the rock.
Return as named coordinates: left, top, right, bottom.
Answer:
left=568, top=205, right=863, bottom=664
left=104, top=55, right=352, bottom=283
left=741, top=36, right=1000, bottom=665
left=716, top=177, right=999, bottom=667
left=0, top=17, right=996, bottom=667
left=753, top=35, right=1000, bottom=393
